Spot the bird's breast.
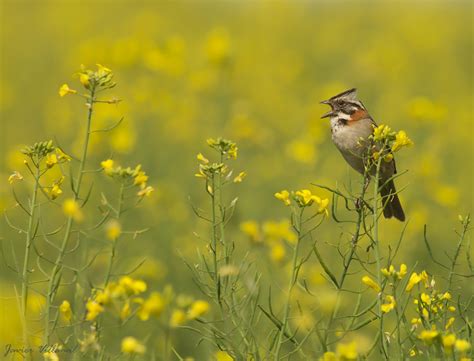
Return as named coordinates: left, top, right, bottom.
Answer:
left=330, top=117, right=373, bottom=155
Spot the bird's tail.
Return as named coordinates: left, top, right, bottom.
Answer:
left=379, top=178, right=405, bottom=221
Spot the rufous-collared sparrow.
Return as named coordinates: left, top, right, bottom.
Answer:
left=320, top=88, right=405, bottom=221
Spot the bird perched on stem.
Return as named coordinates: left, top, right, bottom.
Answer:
left=321, top=88, right=405, bottom=221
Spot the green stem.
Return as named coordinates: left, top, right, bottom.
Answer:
left=392, top=286, right=403, bottom=359
left=274, top=208, right=303, bottom=361
left=20, top=165, right=40, bottom=352
left=339, top=174, right=370, bottom=287
left=218, top=154, right=228, bottom=265
left=104, top=183, right=125, bottom=287
left=210, top=173, right=220, bottom=305
left=373, top=156, right=388, bottom=360
left=44, top=87, right=95, bottom=343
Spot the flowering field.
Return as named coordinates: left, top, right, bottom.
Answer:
left=0, top=1, right=472, bottom=360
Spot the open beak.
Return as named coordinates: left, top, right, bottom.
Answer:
left=320, top=100, right=334, bottom=118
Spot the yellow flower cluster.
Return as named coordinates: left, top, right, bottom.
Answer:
left=59, top=64, right=116, bottom=97
left=373, top=124, right=392, bottom=142
left=381, top=295, right=396, bottom=313
left=392, top=130, right=414, bottom=152
left=121, top=336, right=146, bottom=355
left=240, top=219, right=297, bottom=262
left=169, top=299, right=210, bottom=328
left=195, top=139, right=244, bottom=184
left=320, top=341, right=358, bottom=361
left=63, top=198, right=84, bottom=222
left=59, top=300, right=72, bottom=322
left=85, top=276, right=148, bottom=321
left=381, top=263, right=407, bottom=280
left=418, top=328, right=471, bottom=356
left=405, top=270, right=429, bottom=292
left=274, top=189, right=329, bottom=214
left=372, top=125, right=413, bottom=153
left=206, top=137, right=238, bottom=159
left=100, top=159, right=154, bottom=197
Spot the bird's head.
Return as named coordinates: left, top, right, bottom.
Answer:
left=320, top=88, right=366, bottom=120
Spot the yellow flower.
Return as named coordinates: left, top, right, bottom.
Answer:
left=441, top=291, right=452, bottom=300
left=85, top=299, right=104, bottom=321
left=170, top=309, right=187, bottom=328
left=316, top=197, right=330, bottom=216
left=270, top=243, right=286, bottom=262
left=361, top=276, right=381, bottom=292
left=295, top=189, right=314, bottom=206
left=215, top=351, right=233, bottom=361
left=96, top=63, right=112, bottom=74
left=381, top=265, right=395, bottom=277
left=411, top=318, right=422, bottom=326
left=50, top=183, right=63, bottom=200
left=455, top=339, right=471, bottom=353
left=63, top=199, right=83, bottom=222
left=45, top=153, right=58, bottom=168
left=381, top=295, right=396, bottom=313
left=95, top=288, right=112, bottom=305
left=101, top=159, right=115, bottom=175
left=59, top=300, right=72, bottom=322
left=134, top=171, right=149, bottom=187
left=319, top=351, right=337, bottom=361
left=206, top=28, right=231, bottom=65
left=105, top=219, right=122, bottom=241
left=240, top=220, right=261, bottom=243
left=406, top=272, right=421, bottom=291
left=442, top=334, right=456, bottom=351
left=275, top=190, right=291, bottom=206
left=59, top=83, right=76, bottom=97
left=263, top=219, right=297, bottom=244
left=422, top=307, right=429, bottom=319
left=137, top=292, right=164, bottom=321
left=121, top=336, right=146, bottom=355
left=336, top=341, right=358, bottom=360
left=392, top=130, right=413, bottom=152
left=228, top=146, right=238, bottom=159
left=420, top=270, right=429, bottom=286
left=8, top=171, right=23, bottom=184
left=188, top=300, right=210, bottom=319
left=383, top=153, right=393, bottom=162
left=137, top=185, right=154, bottom=197
left=119, top=276, right=147, bottom=295
left=79, top=73, right=90, bottom=88
left=397, top=264, right=407, bottom=279
left=196, top=153, right=209, bottom=164
left=233, top=171, right=246, bottom=183
left=120, top=301, right=131, bottom=320
left=373, top=124, right=392, bottom=142
left=382, top=264, right=407, bottom=279
left=421, top=293, right=431, bottom=305
left=294, top=189, right=329, bottom=213
left=56, top=148, right=71, bottom=162
left=448, top=306, right=456, bottom=312
left=419, top=329, right=439, bottom=344
left=445, top=317, right=456, bottom=330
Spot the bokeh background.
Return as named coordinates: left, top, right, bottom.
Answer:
left=1, top=0, right=473, bottom=358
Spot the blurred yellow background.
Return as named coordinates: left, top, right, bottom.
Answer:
left=0, top=0, right=472, bottom=357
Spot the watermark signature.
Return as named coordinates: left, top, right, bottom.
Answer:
left=3, top=343, right=78, bottom=358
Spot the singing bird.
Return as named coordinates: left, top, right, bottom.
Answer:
left=320, top=88, right=405, bottom=221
